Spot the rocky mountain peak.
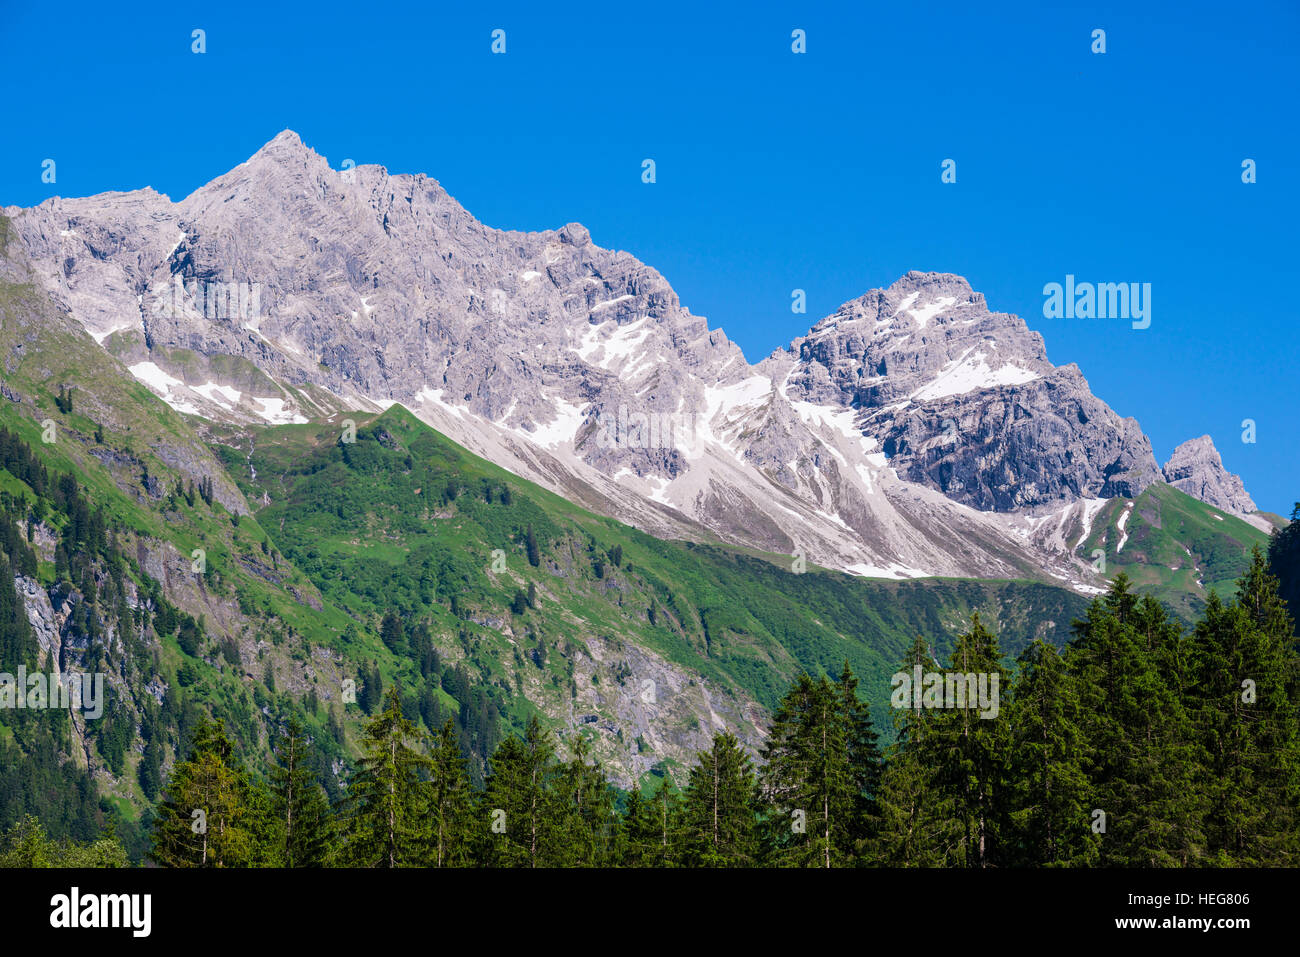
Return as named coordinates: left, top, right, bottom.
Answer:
left=4, top=136, right=1190, bottom=588
left=208, top=129, right=329, bottom=181
left=765, top=267, right=1161, bottom=511
left=888, top=269, right=975, bottom=297
left=872, top=271, right=984, bottom=320
left=1162, top=435, right=1257, bottom=516
left=249, top=129, right=317, bottom=163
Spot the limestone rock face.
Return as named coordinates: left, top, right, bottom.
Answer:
left=1162, top=435, right=1257, bottom=516
left=5, top=131, right=1228, bottom=590
left=763, top=271, right=1162, bottom=511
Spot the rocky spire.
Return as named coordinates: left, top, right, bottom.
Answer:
left=1162, top=435, right=1257, bottom=515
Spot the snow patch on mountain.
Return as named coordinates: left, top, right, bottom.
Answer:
left=1116, top=502, right=1134, bottom=552
left=517, top=396, right=589, bottom=451
left=193, top=383, right=243, bottom=407
left=845, top=560, right=930, bottom=579
left=907, top=295, right=956, bottom=328
left=911, top=349, right=1040, bottom=401
left=1074, top=497, right=1108, bottom=550
left=252, top=397, right=308, bottom=425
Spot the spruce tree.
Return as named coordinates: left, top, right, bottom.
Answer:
left=1067, top=575, right=1204, bottom=865
left=873, top=635, right=958, bottom=865
left=138, top=735, right=163, bottom=803
left=149, top=719, right=262, bottom=867
left=644, top=775, right=684, bottom=867
left=425, top=719, right=475, bottom=867
left=481, top=716, right=561, bottom=867
left=1005, top=639, right=1098, bottom=866
left=620, top=785, right=655, bottom=867
left=380, top=611, right=405, bottom=654
left=1189, top=548, right=1300, bottom=864
left=341, top=687, right=429, bottom=867
left=759, top=672, right=857, bottom=867
left=680, top=732, right=758, bottom=867
left=552, top=733, right=619, bottom=866
left=916, top=614, right=1011, bottom=867
left=838, top=661, right=882, bottom=857
left=1268, top=504, right=1300, bottom=638
left=269, top=716, right=331, bottom=867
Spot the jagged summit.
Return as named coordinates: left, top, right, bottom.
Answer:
left=225, top=129, right=325, bottom=177
left=2, top=136, right=1251, bottom=589
left=888, top=269, right=976, bottom=296
left=760, top=267, right=1161, bottom=511
left=558, top=222, right=592, bottom=246
left=796, top=271, right=996, bottom=347
left=1163, top=435, right=1257, bottom=517
left=247, top=128, right=319, bottom=162
left=268, top=128, right=306, bottom=147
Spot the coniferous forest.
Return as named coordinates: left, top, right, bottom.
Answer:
left=4, top=549, right=1296, bottom=868
left=1, top=404, right=1299, bottom=870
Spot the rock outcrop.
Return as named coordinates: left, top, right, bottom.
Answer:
left=762, top=271, right=1162, bottom=511
left=1163, top=435, right=1257, bottom=516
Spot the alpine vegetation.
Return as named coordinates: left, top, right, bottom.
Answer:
left=118, top=559, right=1300, bottom=868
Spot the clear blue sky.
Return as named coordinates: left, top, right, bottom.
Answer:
left=2, top=0, right=1296, bottom=514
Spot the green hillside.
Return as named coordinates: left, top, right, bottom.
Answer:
left=209, top=404, right=1091, bottom=749
left=1077, top=481, right=1270, bottom=620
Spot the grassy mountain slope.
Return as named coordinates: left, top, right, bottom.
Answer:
left=1077, top=482, right=1269, bottom=620
left=208, top=404, right=1091, bottom=775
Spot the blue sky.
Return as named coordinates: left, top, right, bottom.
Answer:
left=2, top=0, right=1296, bottom=514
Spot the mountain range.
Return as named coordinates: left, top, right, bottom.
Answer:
left=0, top=131, right=1282, bottom=824
left=4, top=131, right=1275, bottom=586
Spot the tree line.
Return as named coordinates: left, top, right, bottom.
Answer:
left=132, top=547, right=1299, bottom=868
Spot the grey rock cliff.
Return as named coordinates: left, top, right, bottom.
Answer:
left=4, top=132, right=1193, bottom=589
left=762, top=271, right=1162, bottom=511
left=1162, top=435, right=1257, bottom=516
